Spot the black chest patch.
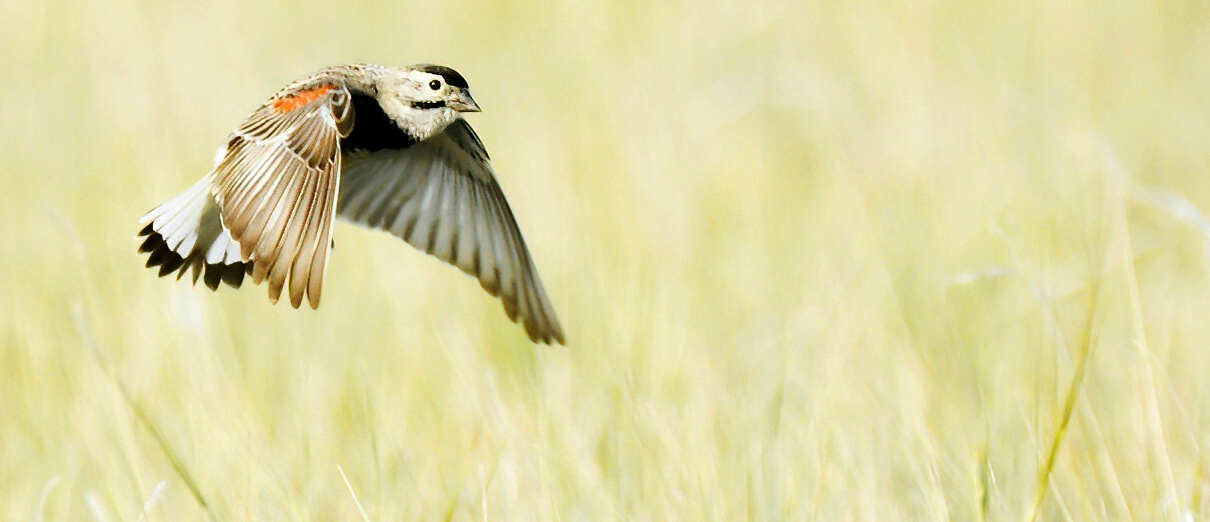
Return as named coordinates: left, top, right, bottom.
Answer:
left=343, top=94, right=417, bottom=152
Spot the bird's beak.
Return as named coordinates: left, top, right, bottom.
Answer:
left=450, top=90, right=481, bottom=113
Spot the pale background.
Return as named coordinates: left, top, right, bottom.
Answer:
left=3, top=0, right=1210, bottom=520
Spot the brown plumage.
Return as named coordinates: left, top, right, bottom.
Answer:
left=137, top=64, right=566, bottom=345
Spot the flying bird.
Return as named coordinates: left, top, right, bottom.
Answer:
left=138, top=64, right=565, bottom=345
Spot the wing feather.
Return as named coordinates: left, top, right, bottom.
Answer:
left=431, top=170, right=458, bottom=259
left=480, top=184, right=520, bottom=318
left=263, top=159, right=311, bottom=300
left=211, top=82, right=351, bottom=308
left=337, top=118, right=566, bottom=344
left=469, top=181, right=499, bottom=294
left=452, top=172, right=478, bottom=271
left=306, top=162, right=339, bottom=308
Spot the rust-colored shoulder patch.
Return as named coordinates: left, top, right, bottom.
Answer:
left=272, top=84, right=335, bottom=113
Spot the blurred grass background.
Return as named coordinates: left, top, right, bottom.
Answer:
left=3, top=0, right=1210, bottom=519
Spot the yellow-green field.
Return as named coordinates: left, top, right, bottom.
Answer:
left=4, top=0, right=1210, bottom=519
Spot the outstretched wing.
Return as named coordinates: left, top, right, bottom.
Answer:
left=338, top=118, right=566, bottom=345
left=212, top=82, right=354, bottom=309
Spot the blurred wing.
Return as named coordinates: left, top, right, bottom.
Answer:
left=338, top=118, right=566, bottom=344
left=212, top=83, right=354, bottom=309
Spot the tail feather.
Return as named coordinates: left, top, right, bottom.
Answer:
left=139, top=176, right=251, bottom=291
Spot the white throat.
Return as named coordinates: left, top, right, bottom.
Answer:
left=378, top=96, right=458, bottom=141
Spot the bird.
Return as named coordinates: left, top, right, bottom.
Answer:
left=137, top=63, right=565, bottom=345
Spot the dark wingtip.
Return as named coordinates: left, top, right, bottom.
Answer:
left=140, top=225, right=250, bottom=293
left=221, top=265, right=245, bottom=289
left=533, top=323, right=567, bottom=346
left=203, top=265, right=222, bottom=290
left=146, top=247, right=171, bottom=268
left=157, top=256, right=185, bottom=277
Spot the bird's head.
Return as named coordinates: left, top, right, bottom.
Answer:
left=375, top=64, right=481, bottom=140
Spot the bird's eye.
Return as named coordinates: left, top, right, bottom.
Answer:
left=429, top=79, right=441, bottom=90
